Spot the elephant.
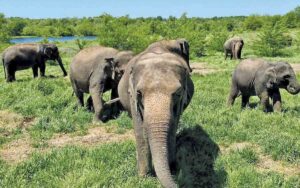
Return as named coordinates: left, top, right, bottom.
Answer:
left=2, top=43, right=67, bottom=82
left=118, top=39, right=194, bottom=187
left=70, top=46, right=133, bottom=122
left=227, top=59, right=300, bottom=112
left=224, top=37, right=244, bottom=60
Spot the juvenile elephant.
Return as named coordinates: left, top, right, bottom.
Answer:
left=2, top=43, right=67, bottom=82
left=228, top=59, right=300, bottom=112
left=70, top=46, right=133, bottom=122
left=118, top=39, right=194, bottom=187
left=224, top=37, right=244, bottom=60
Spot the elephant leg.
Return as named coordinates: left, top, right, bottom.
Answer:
left=89, top=84, right=104, bottom=122
left=6, top=65, right=16, bottom=82
left=71, top=83, right=84, bottom=107
left=227, top=83, right=239, bottom=106
left=272, top=90, right=282, bottom=112
left=241, top=95, right=250, bottom=108
left=86, top=96, right=94, bottom=112
left=39, top=62, right=46, bottom=77
left=110, top=87, right=122, bottom=118
left=259, top=91, right=271, bottom=112
left=224, top=50, right=228, bottom=60
left=32, top=64, right=39, bottom=78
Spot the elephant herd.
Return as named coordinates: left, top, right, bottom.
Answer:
left=1, top=36, right=300, bottom=187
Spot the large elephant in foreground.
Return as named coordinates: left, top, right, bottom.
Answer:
left=118, top=39, right=194, bottom=187
left=228, top=59, right=300, bottom=112
left=2, top=43, right=67, bottom=82
left=70, top=46, right=133, bottom=122
left=224, top=37, right=244, bottom=60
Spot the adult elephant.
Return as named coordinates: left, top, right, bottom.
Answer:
left=228, top=59, right=300, bottom=112
left=224, top=37, right=244, bottom=60
left=118, top=39, right=194, bottom=188
left=2, top=43, right=67, bottom=82
left=70, top=46, right=133, bottom=122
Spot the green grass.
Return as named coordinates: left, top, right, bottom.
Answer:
left=0, top=39, right=299, bottom=187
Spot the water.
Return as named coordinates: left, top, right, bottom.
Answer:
left=10, top=36, right=97, bottom=44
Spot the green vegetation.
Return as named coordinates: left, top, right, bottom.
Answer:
left=0, top=6, right=299, bottom=188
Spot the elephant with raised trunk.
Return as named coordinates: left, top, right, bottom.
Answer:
left=224, top=37, right=244, bottom=60
left=70, top=46, right=133, bottom=122
left=2, top=43, right=67, bottom=82
left=228, top=59, right=300, bottom=112
left=118, top=39, right=194, bottom=187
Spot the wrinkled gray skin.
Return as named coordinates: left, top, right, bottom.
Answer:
left=118, top=39, right=194, bottom=188
left=224, top=37, right=244, bottom=60
left=70, top=46, right=133, bottom=122
left=2, top=43, right=67, bottom=82
left=228, top=59, right=300, bottom=112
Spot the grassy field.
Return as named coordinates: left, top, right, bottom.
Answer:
left=0, top=39, right=299, bottom=188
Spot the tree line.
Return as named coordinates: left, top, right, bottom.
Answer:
left=0, top=6, right=300, bottom=57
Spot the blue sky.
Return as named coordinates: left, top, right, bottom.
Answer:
left=0, top=0, right=299, bottom=19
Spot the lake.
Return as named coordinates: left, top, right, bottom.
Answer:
left=10, top=36, right=97, bottom=44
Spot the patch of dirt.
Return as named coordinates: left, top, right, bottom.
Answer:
left=257, top=154, right=300, bottom=176
left=0, top=126, right=134, bottom=164
left=0, top=110, right=35, bottom=130
left=0, top=134, right=33, bottom=164
left=220, top=142, right=300, bottom=177
left=190, top=62, right=218, bottom=75
left=291, top=64, right=300, bottom=73
left=48, top=126, right=134, bottom=147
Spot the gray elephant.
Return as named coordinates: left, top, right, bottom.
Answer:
left=70, top=46, right=133, bottom=122
left=118, top=39, right=194, bottom=187
left=2, top=43, right=67, bottom=82
left=228, top=59, right=300, bottom=112
left=224, top=37, right=244, bottom=60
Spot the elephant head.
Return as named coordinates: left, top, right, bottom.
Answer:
left=147, top=39, right=192, bottom=72
left=42, top=44, right=67, bottom=76
left=266, top=62, right=300, bottom=94
left=234, top=40, right=244, bottom=59
left=128, top=57, right=194, bottom=187
left=105, top=51, right=134, bottom=83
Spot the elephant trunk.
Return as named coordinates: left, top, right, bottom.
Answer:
left=144, top=94, right=177, bottom=188
left=287, top=80, right=300, bottom=95
left=147, top=122, right=176, bottom=188
left=56, top=56, right=67, bottom=76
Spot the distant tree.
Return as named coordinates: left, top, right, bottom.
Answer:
left=0, top=13, right=10, bottom=43
left=244, top=15, right=263, bottom=31
left=281, top=6, right=300, bottom=28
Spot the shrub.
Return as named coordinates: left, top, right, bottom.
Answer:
left=205, top=31, right=229, bottom=53
left=252, top=23, right=291, bottom=57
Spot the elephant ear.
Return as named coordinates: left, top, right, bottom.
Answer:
left=178, top=39, right=192, bottom=73
left=265, top=67, right=278, bottom=89
left=43, top=47, right=53, bottom=58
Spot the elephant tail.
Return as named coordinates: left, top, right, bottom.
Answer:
left=2, top=58, right=6, bottom=79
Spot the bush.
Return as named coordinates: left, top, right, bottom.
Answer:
left=205, top=31, right=229, bottom=53
left=252, top=23, right=291, bottom=57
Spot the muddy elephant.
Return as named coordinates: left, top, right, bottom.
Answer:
left=118, top=39, right=194, bottom=187
left=228, top=59, right=300, bottom=112
left=224, top=37, right=244, bottom=60
left=2, top=43, right=67, bottom=82
left=70, top=46, right=133, bottom=122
